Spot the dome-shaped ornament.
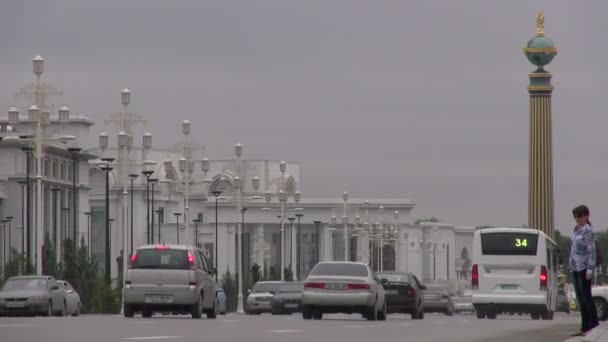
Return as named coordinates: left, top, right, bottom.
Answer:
left=523, top=10, right=557, bottom=67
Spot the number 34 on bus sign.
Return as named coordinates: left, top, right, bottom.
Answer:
left=515, top=238, right=528, bottom=247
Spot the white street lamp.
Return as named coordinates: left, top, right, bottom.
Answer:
left=121, top=89, right=131, bottom=107
left=342, top=191, right=349, bottom=262
left=99, top=132, right=108, bottom=151
left=8, top=107, right=19, bottom=125
left=33, top=55, right=44, bottom=77
left=58, top=106, right=70, bottom=124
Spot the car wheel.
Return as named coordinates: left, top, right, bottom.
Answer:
left=541, top=310, right=554, bottom=320
left=476, top=310, right=485, bottom=319
left=123, top=303, right=134, bottom=318
left=312, top=311, right=323, bottom=320
left=366, top=302, right=378, bottom=321
left=46, top=301, right=53, bottom=317
left=72, top=303, right=80, bottom=317
left=56, top=302, right=66, bottom=317
left=142, top=310, right=152, bottom=318
left=191, top=294, right=203, bottom=319
left=206, top=298, right=217, bottom=319
left=378, top=301, right=387, bottom=321
left=595, top=297, right=608, bottom=321
left=302, top=305, right=313, bottom=320
left=486, top=312, right=497, bottom=319
left=531, top=312, right=540, bottom=320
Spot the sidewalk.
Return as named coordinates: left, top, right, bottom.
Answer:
left=564, top=325, right=608, bottom=342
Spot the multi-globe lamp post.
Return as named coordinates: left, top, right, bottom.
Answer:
left=7, top=55, right=76, bottom=274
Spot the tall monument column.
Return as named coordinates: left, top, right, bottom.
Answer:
left=524, top=10, right=558, bottom=238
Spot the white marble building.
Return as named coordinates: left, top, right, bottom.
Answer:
left=1, top=116, right=474, bottom=291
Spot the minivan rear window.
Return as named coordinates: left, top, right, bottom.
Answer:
left=310, top=263, right=368, bottom=277
left=481, top=232, right=538, bottom=256
left=132, top=248, right=189, bottom=269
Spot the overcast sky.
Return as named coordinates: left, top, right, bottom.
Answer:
left=1, top=0, right=606, bottom=233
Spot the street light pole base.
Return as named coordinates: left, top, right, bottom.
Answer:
left=237, top=294, right=245, bottom=314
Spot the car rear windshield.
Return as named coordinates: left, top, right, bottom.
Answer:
left=252, top=283, right=280, bottom=293
left=278, top=283, right=304, bottom=293
left=378, top=273, right=412, bottom=283
left=310, top=263, right=369, bottom=277
left=132, top=248, right=189, bottom=269
left=2, top=278, right=47, bottom=291
left=481, top=232, right=539, bottom=256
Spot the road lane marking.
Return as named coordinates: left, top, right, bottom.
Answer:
left=220, top=319, right=240, bottom=322
left=131, top=321, right=158, bottom=324
left=0, top=324, right=36, bottom=327
left=269, top=330, right=303, bottom=333
left=399, top=323, right=412, bottom=326
left=122, top=336, right=180, bottom=340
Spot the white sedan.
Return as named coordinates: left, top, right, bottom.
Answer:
left=57, top=280, right=81, bottom=316
left=592, top=286, right=608, bottom=321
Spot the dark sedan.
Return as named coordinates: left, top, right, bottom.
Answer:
left=377, top=272, right=425, bottom=319
left=271, top=282, right=304, bottom=315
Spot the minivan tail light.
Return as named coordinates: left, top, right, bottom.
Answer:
left=472, top=264, right=479, bottom=289
left=304, top=282, right=325, bottom=289
left=540, top=265, right=548, bottom=290
left=407, top=288, right=416, bottom=297
left=188, top=253, right=196, bottom=270
left=129, top=254, right=137, bottom=269
left=347, top=283, right=370, bottom=290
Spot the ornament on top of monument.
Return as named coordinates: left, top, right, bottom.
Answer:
left=524, top=9, right=557, bottom=68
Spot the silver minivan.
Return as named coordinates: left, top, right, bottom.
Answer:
left=124, top=244, right=217, bottom=319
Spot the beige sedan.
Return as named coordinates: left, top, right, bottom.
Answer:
left=302, top=262, right=386, bottom=320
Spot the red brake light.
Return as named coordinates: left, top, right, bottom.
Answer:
left=129, top=254, right=137, bottom=269
left=540, top=265, right=548, bottom=290
left=347, top=283, right=370, bottom=290
left=407, top=288, right=416, bottom=297
left=304, top=282, right=325, bottom=289
left=441, top=293, right=449, bottom=299
left=472, top=264, right=479, bottom=289
left=155, top=245, right=170, bottom=250
left=188, top=253, right=195, bottom=269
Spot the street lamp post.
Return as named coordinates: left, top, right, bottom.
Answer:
left=288, top=217, right=295, bottom=276
left=156, top=208, right=163, bottom=244
left=21, top=146, right=32, bottom=272
left=84, top=212, right=91, bottom=257
left=128, top=174, right=138, bottom=255
left=1, top=220, right=7, bottom=270
left=50, top=188, right=60, bottom=262
left=174, top=213, right=182, bottom=244
left=18, top=180, right=27, bottom=268
left=150, top=178, right=158, bottom=244
left=67, top=147, right=81, bottom=259
left=193, top=218, right=201, bottom=248
left=141, top=170, right=154, bottom=244
left=342, top=192, right=349, bottom=262
left=314, top=220, right=322, bottom=264
left=212, top=190, right=222, bottom=282
left=295, top=213, right=303, bottom=280
left=62, top=207, right=70, bottom=262
left=100, top=159, right=114, bottom=285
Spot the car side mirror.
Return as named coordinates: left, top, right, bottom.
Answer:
left=50, top=285, right=59, bottom=291
left=420, top=285, right=427, bottom=290
left=210, top=268, right=217, bottom=275
left=380, top=279, right=389, bottom=286
left=247, top=289, right=252, bottom=295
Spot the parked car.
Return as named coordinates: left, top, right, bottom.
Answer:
left=57, top=280, right=81, bottom=316
left=216, top=286, right=227, bottom=315
left=423, top=284, right=454, bottom=316
left=592, top=286, right=608, bottom=321
left=0, top=276, right=67, bottom=316
left=246, top=281, right=282, bottom=315
left=271, top=282, right=304, bottom=315
left=377, top=272, right=425, bottom=319
left=556, top=289, right=570, bottom=314
left=123, top=244, right=218, bottom=319
left=301, top=261, right=386, bottom=321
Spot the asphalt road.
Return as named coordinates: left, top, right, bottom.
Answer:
left=0, top=312, right=580, bottom=342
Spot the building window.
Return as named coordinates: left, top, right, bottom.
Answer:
left=67, top=163, right=73, bottom=181
left=44, top=158, right=49, bottom=177
left=52, top=160, right=58, bottom=178
left=60, top=162, right=65, bottom=180
left=158, top=207, right=165, bottom=224
left=197, top=213, right=203, bottom=222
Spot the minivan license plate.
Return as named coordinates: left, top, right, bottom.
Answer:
left=145, top=295, right=173, bottom=303
left=325, top=283, right=346, bottom=290
left=501, top=284, right=517, bottom=290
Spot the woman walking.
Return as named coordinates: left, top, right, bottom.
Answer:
left=570, top=205, right=599, bottom=336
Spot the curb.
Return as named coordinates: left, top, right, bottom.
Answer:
left=583, top=326, right=608, bottom=342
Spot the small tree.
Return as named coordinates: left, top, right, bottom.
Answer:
left=284, top=267, right=293, bottom=282
left=90, top=276, right=121, bottom=314
left=42, top=233, right=61, bottom=278
left=221, top=271, right=239, bottom=312
left=72, top=237, right=99, bottom=313
left=251, top=263, right=261, bottom=287
left=4, top=249, right=24, bottom=280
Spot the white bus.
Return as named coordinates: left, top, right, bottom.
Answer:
left=471, top=227, right=559, bottom=320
